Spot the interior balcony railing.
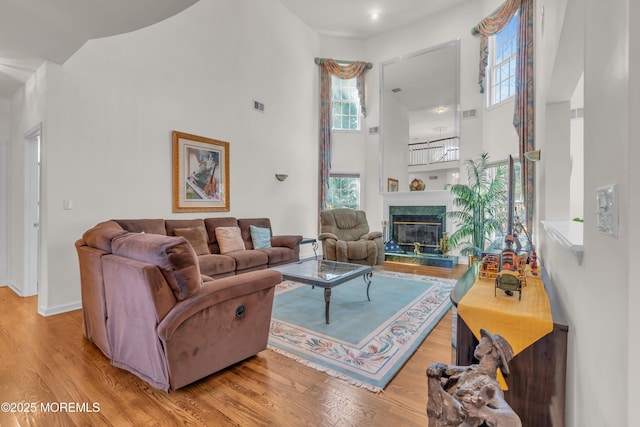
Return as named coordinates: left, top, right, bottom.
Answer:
left=408, top=136, right=460, bottom=167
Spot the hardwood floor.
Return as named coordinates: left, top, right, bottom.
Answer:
left=0, top=262, right=467, bottom=427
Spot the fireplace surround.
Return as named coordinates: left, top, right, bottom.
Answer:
left=389, top=205, right=446, bottom=254
left=381, top=190, right=461, bottom=266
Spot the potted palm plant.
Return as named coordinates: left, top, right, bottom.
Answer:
left=445, top=152, right=507, bottom=263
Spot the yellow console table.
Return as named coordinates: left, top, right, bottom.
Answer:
left=451, top=263, right=568, bottom=427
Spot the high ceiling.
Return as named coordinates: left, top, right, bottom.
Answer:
left=0, top=0, right=199, bottom=99
left=1, top=0, right=470, bottom=110
left=278, top=0, right=471, bottom=39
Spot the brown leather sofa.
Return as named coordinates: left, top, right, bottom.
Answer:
left=75, top=218, right=300, bottom=390
left=112, top=217, right=303, bottom=277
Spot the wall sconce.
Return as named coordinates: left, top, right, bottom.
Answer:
left=524, top=150, right=541, bottom=161
left=275, top=174, right=288, bottom=181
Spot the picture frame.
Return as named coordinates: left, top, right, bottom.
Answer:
left=388, top=178, right=399, bottom=192
left=172, top=131, right=230, bottom=212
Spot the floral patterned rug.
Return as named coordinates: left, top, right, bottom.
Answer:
left=268, top=270, right=456, bottom=392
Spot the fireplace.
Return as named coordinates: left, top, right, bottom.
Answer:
left=389, top=205, right=446, bottom=254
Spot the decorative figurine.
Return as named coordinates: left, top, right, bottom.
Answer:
left=427, top=329, right=522, bottom=427
left=437, top=232, right=450, bottom=257
left=495, top=235, right=522, bottom=300
left=529, top=250, right=538, bottom=275
left=414, top=242, right=421, bottom=256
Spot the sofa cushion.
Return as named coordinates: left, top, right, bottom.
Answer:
left=226, top=250, right=269, bottom=271
left=165, top=219, right=205, bottom=237
left=82, top=220, right=127, bottom=252
left=174, top=226, right=210, bottom=255
left=111, top=233, right=202, bottom=300
left=197, top=253, right=236, bottom=277
left=259, top=246, right=294, bottom=266
left=238, top=218, right=272, bottom=249
left=114, top=219, right=167, bottom=235
left=204, top=217, right=239, bottom=254
left=215, top=227, right=246, bottom=254
left=250, top=225, right=271, bottom=250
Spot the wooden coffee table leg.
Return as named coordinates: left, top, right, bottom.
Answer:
left=324, top=288, right=331, bottom=324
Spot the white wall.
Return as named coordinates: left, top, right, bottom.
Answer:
left=537, top=0, right=632, bottom=425
left=0, top=97, right=8, bottom=286
left=570, top=74, right=584, bottom=220
left=629, top=0, right=640, bottom=420
left=382, top=94, right=410, bottom=190
left=6, top=0, right=320, bottom=313
left=8, top=64, right=51, bottom=304
left=360, top=1, right=486, bottom=230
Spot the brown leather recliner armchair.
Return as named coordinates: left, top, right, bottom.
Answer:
left=318, top=209, right=384, bottom=266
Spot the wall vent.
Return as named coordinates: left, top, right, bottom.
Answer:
left=253, top=100, right=265, bottom=112
left=429, top=175, right=438, bottom=180
left=369, top=126, right=379, bottom=134
left=571, top=107, right=584, bottom=119
left=462, top=108, right=478, bottom=119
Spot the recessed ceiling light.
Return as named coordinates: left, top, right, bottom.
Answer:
left=436, top=106, right=446, bottom=114
left=370, top=11, right=380, bottom=21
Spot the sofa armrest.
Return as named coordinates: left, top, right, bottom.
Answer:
left=361, top=231, right=382, bottom=240
left=318, top=232, right=338, bottom=241
left=271, top=235, right=303, bottom=249
left=157, top=269, right=282, bottom=341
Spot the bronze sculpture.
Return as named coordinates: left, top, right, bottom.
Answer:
left=426, top=329, right=522, bottom=426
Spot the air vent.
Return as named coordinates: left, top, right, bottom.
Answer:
left=253, top=100, right=265, bottom=112
left=463, top=108, right=478, bottom=119
left=391, top=88, right=402, bottom=93
left=369, top=126, right=379, bottom=134
left=571, top=108, right=584, bottom=119
left=429, top=176, right=438, bottom=180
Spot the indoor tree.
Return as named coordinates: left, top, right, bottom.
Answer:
left=445, top=152, right=507, bottom=258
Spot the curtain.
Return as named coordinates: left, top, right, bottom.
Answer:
left=472, top=0, right=535, bottom=240
left=318, top=59, right=369, bottom=219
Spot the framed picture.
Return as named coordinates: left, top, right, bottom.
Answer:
left=388, top=178, right=399, bottom=192
left=172, top=131, right=230, bottom=212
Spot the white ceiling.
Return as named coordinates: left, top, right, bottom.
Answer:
left=1, top=0, right=468, bottom=142
left=278, top=0, right=471, bottom=39
left=0, top=0, right=199, bottom=99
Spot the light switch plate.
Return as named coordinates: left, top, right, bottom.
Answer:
left=596, top=184, right=618, bottom=237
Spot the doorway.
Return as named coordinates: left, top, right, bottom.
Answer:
left=23, top=126, right=41, bottom=296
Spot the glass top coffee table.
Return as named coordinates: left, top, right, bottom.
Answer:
left=271, top=259, right=373, bottom=324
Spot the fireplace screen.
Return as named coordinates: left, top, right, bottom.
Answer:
left=394, top=221, right=441, bottom=250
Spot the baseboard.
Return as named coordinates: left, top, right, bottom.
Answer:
left=7, top=280, right=25, bottom=296
left=38, top=301, right=82, bottom=317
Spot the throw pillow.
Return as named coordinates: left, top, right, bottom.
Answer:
left=174, top=226, right=210, bottom=255
left=215, top=226, right=246, bottom=254
left=250, top=225, right=271, bottom=249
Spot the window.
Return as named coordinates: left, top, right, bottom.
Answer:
left=331, top=76, right=360, bottom=131
left=488, top=13, right=518, bottom=106
left=325, top=174, right=360, bottom=209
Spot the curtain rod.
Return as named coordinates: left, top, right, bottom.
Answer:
left=314, top=57, right=373, bottom=69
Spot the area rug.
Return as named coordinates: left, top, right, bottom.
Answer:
left=268, top=270, right=456, bottom=392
